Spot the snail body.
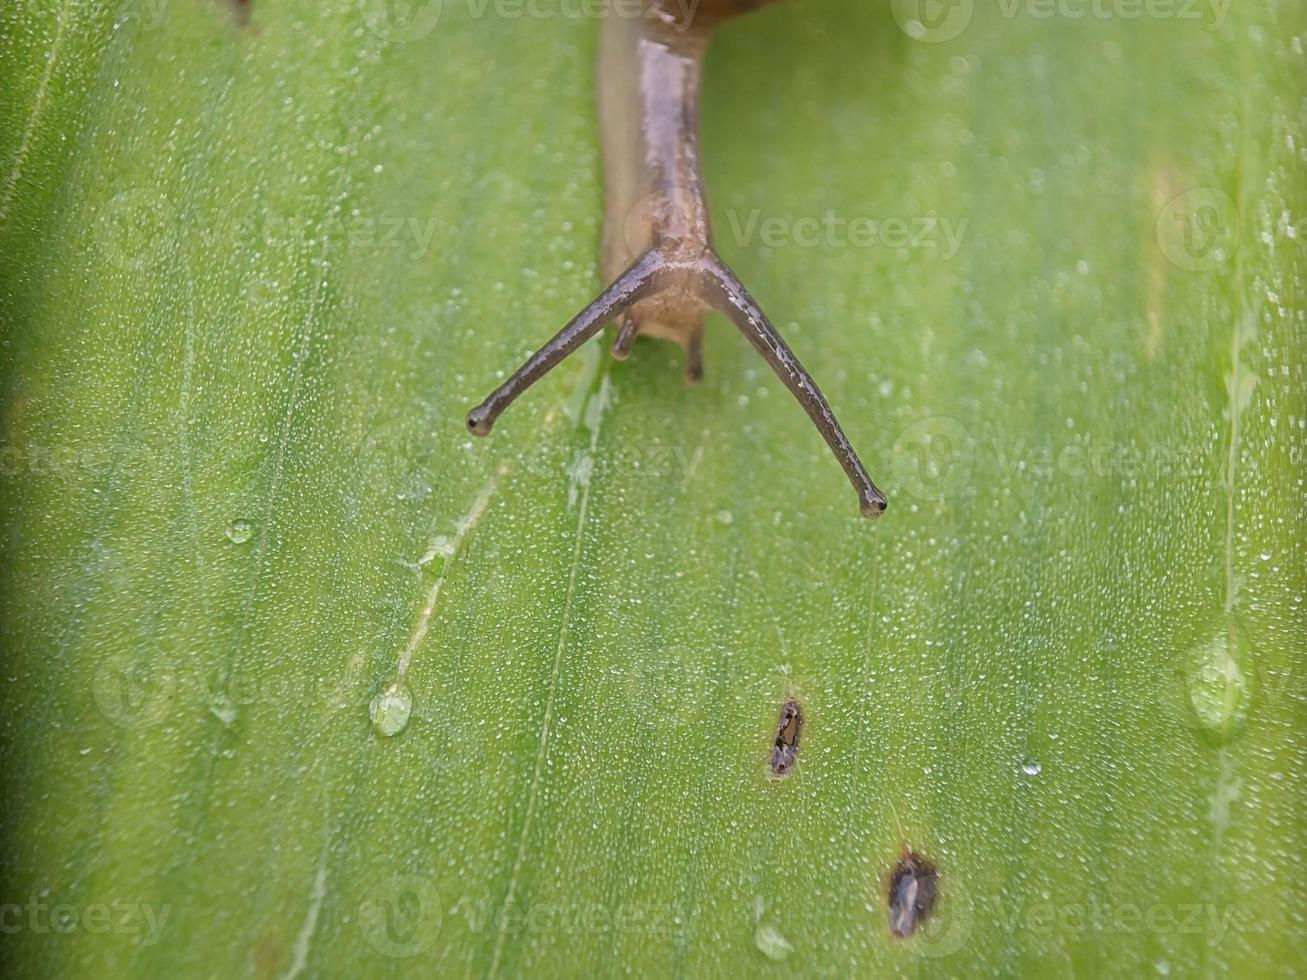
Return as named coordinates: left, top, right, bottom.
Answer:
left=469, top=0, right=887, bottom=518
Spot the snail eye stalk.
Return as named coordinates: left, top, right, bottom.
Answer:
left=466, top=247, right=887, bottom=520
left=465, top=251, right=660, bottom=437
left=700, top=255, right=887, bottom=519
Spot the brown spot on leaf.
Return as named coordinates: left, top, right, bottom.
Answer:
left=888, top=848, right=938, bottom=938
left=768, top=696, right=802, bottom=778
left=252, top=928, right=284, bottom=977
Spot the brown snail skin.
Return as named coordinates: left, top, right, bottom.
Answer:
left=467, top=0, right=887, bottom=518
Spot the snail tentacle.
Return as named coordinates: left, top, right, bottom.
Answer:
left=699, top=254, right=888, bottom=518
left=466, top=249, right=661, bottom=436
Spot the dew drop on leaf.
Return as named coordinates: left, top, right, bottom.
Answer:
left=752, top=897, right=794, bottom=961
left=370, top=681, right=412, bottom=737
left=754, top=922, right=794, bottom=962
left=1185, top=623, right=1253, bottom=742
left=224, top=519, right=254, bottom=544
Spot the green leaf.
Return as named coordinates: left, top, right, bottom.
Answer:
left=2, top=0, right=1304, bottom=975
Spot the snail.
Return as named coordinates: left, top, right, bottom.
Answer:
left=467, top=0, right=887, bottom=518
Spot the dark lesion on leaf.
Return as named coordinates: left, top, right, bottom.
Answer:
left=888, top=848, right=939, bottom=938
left=228, top=0, right=251, bottom=26
left=768, top=695, right=803, bottom=778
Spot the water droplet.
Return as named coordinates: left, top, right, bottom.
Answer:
left=210, top=698, right=238, bottom=727
left=754, top=922, right=794, bottom=961
left=419, top=535, right=455, bottom=576
left=1020, top=758, right=1042, bottom=777
left=715, top=510, right=734, bottom=526
left=752, top=899, right=793, bottom=961
left=370, top=681, right=412, bottom=737
left=1185, top=619, right=1253, bottom=741
left=225, top=518, right=254, bottom=544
